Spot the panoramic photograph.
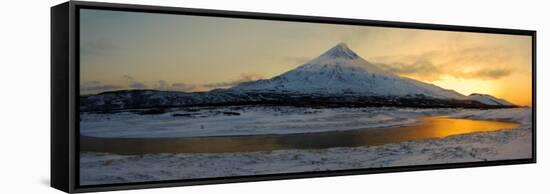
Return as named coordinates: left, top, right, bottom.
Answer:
left=78, top=9, right=533, bottom=185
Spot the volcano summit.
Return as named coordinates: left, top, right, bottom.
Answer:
left=80, top=43, right=515, bottom=111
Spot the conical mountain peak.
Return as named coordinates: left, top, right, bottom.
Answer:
left=302, top=43, right=390, bottom=76
left=319, top=43, right=359, bottom=59
left=232, top=43, right=468, bottom=100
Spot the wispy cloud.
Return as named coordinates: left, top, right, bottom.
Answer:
left=203, top=73, right=264, bottom=89
left=456, top=68, right=512, bottom=80
left=123, top=74, right=148, bottom=89
left=170, top=82, right=196, bottom=91
left=80, top=81, right=123, bottom=94
left=372, top=46, right=515, bottom=81
left=376, top=59, right=442, bottom=81
left=154, top=80, right=196, bottom=92
left=128, top=82, right=148, bottom=89
left=123, top=75, right=134, bottom=81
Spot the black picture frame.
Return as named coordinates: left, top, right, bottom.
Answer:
left=51, top=1, right=537, bottom=193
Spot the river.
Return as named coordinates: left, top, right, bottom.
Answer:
left=80, top=116, right=519, bottom=154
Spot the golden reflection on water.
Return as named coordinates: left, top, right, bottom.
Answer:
left=418, top=117, right=519, bottom=138
left=355, top=116, right=520, bottom=146
left=80, top=116, right=520, bottom=154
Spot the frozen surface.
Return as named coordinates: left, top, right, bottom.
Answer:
left=80, top=108, right=532, bottom=185
left=80, top=107, right=458, bottom=138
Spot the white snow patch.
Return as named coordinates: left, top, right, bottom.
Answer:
left=448, top=107, right=531, bottom=125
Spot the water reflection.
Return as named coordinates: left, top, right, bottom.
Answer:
left=80, top=116, right=519, bottom=154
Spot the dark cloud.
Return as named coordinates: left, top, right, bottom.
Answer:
left=475, top=69, right=512, bottom=78
left=80, top=81, right=123, bottom=94
left=203, top=74, right=264, bottom=89
left=457, top=68, right=512, bottom=80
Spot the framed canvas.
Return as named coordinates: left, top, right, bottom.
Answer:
left=51, top=1, right=536, bottom=193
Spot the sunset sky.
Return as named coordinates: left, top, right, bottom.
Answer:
left=80, top=9, right=533, bottom=106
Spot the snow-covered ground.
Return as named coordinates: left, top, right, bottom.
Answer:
left=448, top=108, right=532, bottom=125
left=81, top=106, right=460, bottom=138
left=80, top=108, right=532, bottom=186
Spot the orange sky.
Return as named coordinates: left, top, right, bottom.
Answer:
left=80, top=9, right=533, bottom=106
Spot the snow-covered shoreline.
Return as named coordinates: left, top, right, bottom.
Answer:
left=80, top=106, right=462, bottom=138
left=447, top=108, right=532, bottom=126
left=80, top=108, right=532, bottom=186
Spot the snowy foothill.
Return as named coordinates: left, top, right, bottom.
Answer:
left=80, top=107, right=532, bottom=185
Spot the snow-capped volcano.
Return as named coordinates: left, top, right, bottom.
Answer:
left=80, top=43, right=517, bottom=111
left=233, top=43, right=467, bottom=99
